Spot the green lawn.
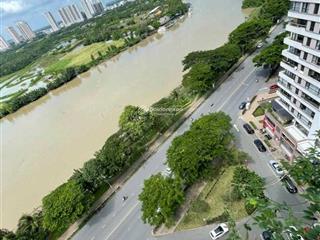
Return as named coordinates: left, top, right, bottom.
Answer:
left=177, top=166, right=248, bottom=231
left=46, top=40, right=125, bottom=73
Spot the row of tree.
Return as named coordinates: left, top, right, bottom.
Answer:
left=180, top=0, right=289, bottom=94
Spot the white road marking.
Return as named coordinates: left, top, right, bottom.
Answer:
left=217, top=68, right=256, bottom=111
left=233, top=124, right=239, bottom=132
left=105, top=202, right=139, bottom=240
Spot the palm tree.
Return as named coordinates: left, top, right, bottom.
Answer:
left=16, top=211, right=47, bottom=240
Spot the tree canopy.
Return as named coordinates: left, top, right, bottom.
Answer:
left=167, top=112, right=233, bottom=185
left=253, top=32, right=287, bottom=69
left=42, top=180, right=93, bottom=232
left=139, top=174, right=184, bottom=226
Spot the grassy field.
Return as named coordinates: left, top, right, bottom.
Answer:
left=46, top=40, right=125, bottom=73
left=177, top=166, right=248, bottom=231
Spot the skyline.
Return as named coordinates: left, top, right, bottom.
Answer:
left=0, top=0, right=113, bottom=40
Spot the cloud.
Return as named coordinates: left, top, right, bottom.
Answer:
left=0, top=0, right=25, bottom=14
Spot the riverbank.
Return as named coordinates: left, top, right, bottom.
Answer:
left=0, top=8, right=189, bottom=118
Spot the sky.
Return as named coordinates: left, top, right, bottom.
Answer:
left=0, top=0, right=111, bottom=40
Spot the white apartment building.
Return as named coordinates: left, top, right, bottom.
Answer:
left=81, top=0, right=95, bottom=19
left=59, top=4, right=84, bottom=27
left=44, top=11, right=60, bottom=32
left=16, top=21, right=36, bottom=41
left=6, top=26, right=23, bottom=44
left=0, top=36, right=10, bottom=51
left=264, top=0, right=320, bottom=160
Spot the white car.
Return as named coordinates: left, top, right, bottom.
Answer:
left=286, top=226, right=304, bottom=240
left=209, top=223, right=229, bottom=240
left=269, top=160, right=285, bottom=176
left=257, top=42, right=264, bottom=48
left=162, top=167, right=172, bottom=177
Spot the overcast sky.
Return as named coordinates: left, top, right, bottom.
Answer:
left=0, top=0, right=110, bottom=40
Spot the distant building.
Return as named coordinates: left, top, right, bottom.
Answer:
left=59, top=4, right=84, bottom=27
left=0, top=36, right=10, bottom=51
left=81, top=0, right=95, bottom=19
left=16, top=21, right=36, bottom=41
left=7, top=26, right=24, bottom=44
left=92, top=0, right=104, bottom=15
left=44, top=11, right=60, bottom=32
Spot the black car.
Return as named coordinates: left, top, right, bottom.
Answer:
left=282, top=176, right=298, bottom=194
left=239, top=102, right=247, bottom=110
left=243, top=123, right=254, bottom=134
left=254, top=139, right=267, bottom=152
left=260, top=230, right=274, bottom=240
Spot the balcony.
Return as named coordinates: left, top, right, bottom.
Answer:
left=287, top=23, right=319, bottom=40
left=284, top=37, right=320, bottom=58
left=301, top=93, right=320, bottom=109
left=288, top=9, right=320, bottom=22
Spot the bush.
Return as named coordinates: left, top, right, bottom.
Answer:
left=205, top=212, right=229, bottom=224
left=245, top=200, right=257, bottom=215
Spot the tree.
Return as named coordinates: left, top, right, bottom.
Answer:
left=229, top=18, right=272, bottom=53
left=253, top=32, right=287, bottom=73
left=260, top=0, right=290, bottom=23
left=225, top=209, right=242, bottom=240
left=42, top=180, right=93, bottom=232
left=182, top=63, right=214, bottom=94
left=167, top=112, right=233, bottom=185
left=15, top=211, right=48, bottom=240
left=81, top=158, right=109, bottom=191
left=119, top=105, right=155, bottom=139
left=139, top=174, right=184, bottom=227
left=0, top=229, right=16, bottom=240
left=232, top=166, right=265, bottom=199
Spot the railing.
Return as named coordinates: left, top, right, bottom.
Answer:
left=289, top=22, right=307, bottom=28
left=301, top=94, right=320, bottom=109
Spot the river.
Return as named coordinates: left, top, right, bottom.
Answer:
left=1, top=0, right=247, bottom=229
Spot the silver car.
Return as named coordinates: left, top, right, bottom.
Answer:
left=269, top=160, right=285, bottom=177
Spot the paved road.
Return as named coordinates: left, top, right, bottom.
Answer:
left=72, top=24, right=306, bottom=240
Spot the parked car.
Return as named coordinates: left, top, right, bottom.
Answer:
left=243, top=123, right=254, bottom=134
left=209, top=223, right=229, bottom=240
left=162, top=167, right=172, bottom=178
left=239, top=102, right=247, bottom=110
left=285, top=226, right=304, bottom=240
left=281, top=176, right=298, bottom=194
left=269, top=160, right=285, bottom=176
left=269, top=84, right=279, bottom=90
left=260, top=230, right=274, bottom=240
left=254, top=139, right=267, bottom=152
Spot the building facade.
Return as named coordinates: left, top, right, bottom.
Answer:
left=0, top=36, right=10, bottom=51
left=59, top=4, right=84, bottom=27
left=6, top=26, right=23, bottom=44
left=44, top=11, right=60, bottom=32
left=16, top=21, right=36, bottom=41
left=263, top=0, right=320, bottom=160
left=81, top=0, right=95, bottom=19
left=92, top=0, right=104, bottom=15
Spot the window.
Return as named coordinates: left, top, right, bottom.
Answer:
left=314, top=3, right=319, bottom=14
left=291, top=2, right=301, bottom=11
left=309, top=69, right=320, bottom=81
left=309, top=21, right=315, bottom=32
left=316, top=41, right=320, bottom=51
left=301, top=3, right=309, bottom=13
left=311, top=55, right=320, bottom=66
left=300, top=65, right=305, bottom=72
left=303, top=52, right=308, bottom=60
left=293, top=98, right=297, bottom=104
left=297, top=77, right=302, bottom=84
left=295, top=88, right=299, bottom=95
left=305, top=82, right=320, bottom=96
left=306, top=37, right=312, bottom=46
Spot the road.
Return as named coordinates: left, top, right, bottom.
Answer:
left=72, top=24, right=307, bottom=240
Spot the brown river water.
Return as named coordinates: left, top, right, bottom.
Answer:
left=1, top=0, right=247, bottom=229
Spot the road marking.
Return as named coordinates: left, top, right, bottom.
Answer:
left=105, top=202, right=139, bottom=240
left=233, top=124, right=239, bottom=132
left=217, top=68, right=256, bottom=111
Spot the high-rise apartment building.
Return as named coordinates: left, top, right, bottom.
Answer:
left=6, top=26, right=24, bottom=44
left=263, top=0, right=320, bottom=160
left=16, top=21, right=36, bottom=41
left=81, top=0, right=95, bottom=19
left=59, top=4, right=84, bottom=27
left=44, top=11, right=60, bottom=32
left=92, top=0, right=104, bottom=15
left=0, top=36, right=10, bottom=51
